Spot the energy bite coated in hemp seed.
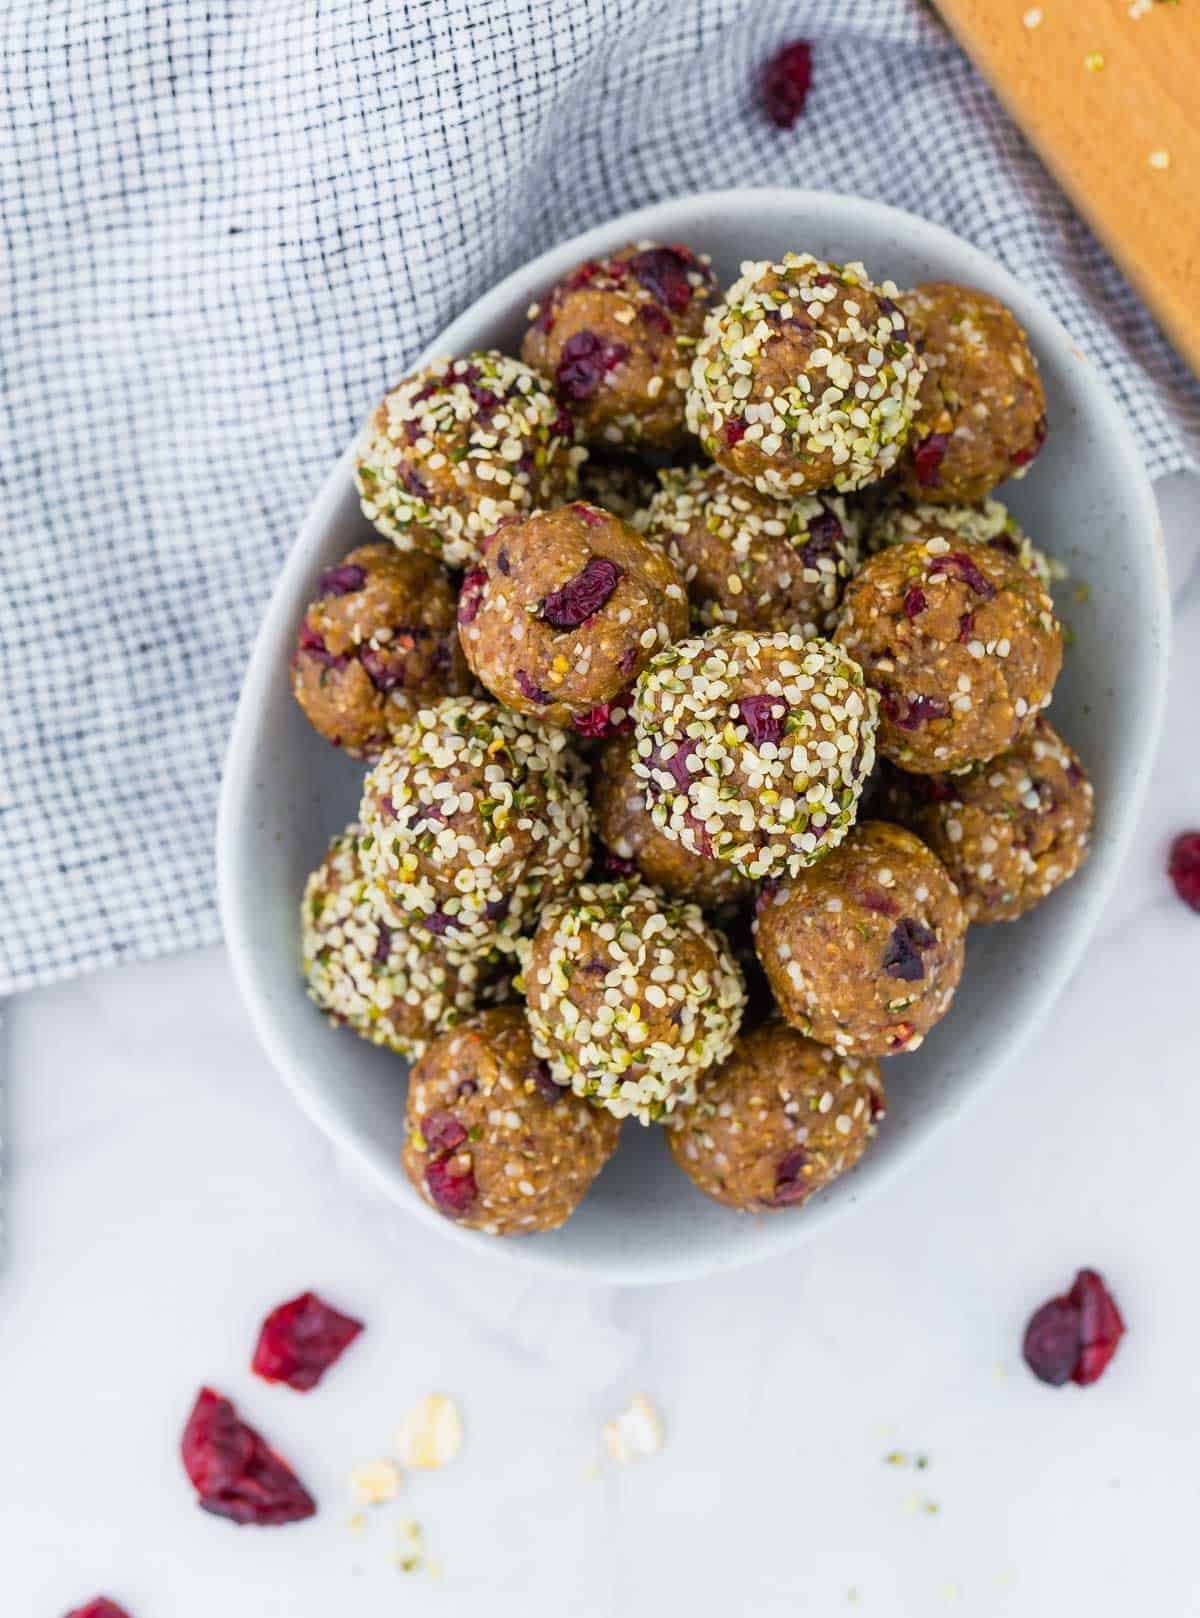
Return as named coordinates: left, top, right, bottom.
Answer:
left=524, top=880, right=746, bottom=1123
left=642, top=463, right=859, bottom=634
left=865, top=493, right=1060, bottom=591
left=834, top=537, right=1062, bottom=774
left=402, top=1006, right=621, bottom=1234
left=592, top=734, right=754, bottom=910
left=897, top=281, right=1047, bottom=504
left=754, top=820, right=967, bottom=1056
left=302, top=829, right=509, bottom=1058
left=457, top=502, right=688, bottom=733
left=631, top=628, right=878, bottom=882
left=354, top=351, right=583, bottom=568
left=879, top=718, right=1093, bottom=923
left=357, top=696, right=591, bottom=958
left=667, top=1021, right=884, bottom=1211
left=291, top=543, right=473, bottom=758
left=522, top=242, right=718, bottom=451
left=685, top=253, right=925, bottom=496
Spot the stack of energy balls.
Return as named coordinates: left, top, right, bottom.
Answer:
left=292, top=244, right=1092, bottom=1239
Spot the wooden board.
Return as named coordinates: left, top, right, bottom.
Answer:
left=933, top=0, right=1200, bottom=378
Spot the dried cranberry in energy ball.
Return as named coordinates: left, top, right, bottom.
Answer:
left=356, top=696, right=590, bottom=957
left=685, top=253, right=925, bottom=496
left=631, top=629, right=878, bottom=882
left=642, top=463, right=858, bottom=635
left=897, top=282, right=1047, bottom=504
left=302, top=830, right=508, bottom=1058
left=754, top=820, right=967, bottom=1057
left=667, top=1021, right=884, bottom=1212
left=290, top=543, right=473, bottom=758
left=401, top=1007, right=621, bottom=1235
left=524, top=880, right=746, bottom=1123
left=865, top=493, right=1059, bottom=591
left=457, top=502, right=688, bottom=735
left=354, top=351, right=582, bottom=568
left=880, top=718, right=1093, bottom=923
left=522, top=243, right=717, bottom=451
left=591, top=735, right=754, bottom=911
left=834, top=537, right=1062, bottom=775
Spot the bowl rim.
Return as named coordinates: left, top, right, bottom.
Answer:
left=217, top=185, right=1170, bottom=1286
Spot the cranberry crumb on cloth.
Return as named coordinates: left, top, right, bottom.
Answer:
left=290, top=542, right=472, bottom=758
left=880, top=718, right=1093, bottom=922
left=251, top=1291, right=363, bottom=1391
left=631, top=628, right=878, bottom=882
left=834, top=536, right=1063, bottom=774
left=592, top=734, right=754, bottom=911
left=354, top=351, right=583, bottom=568
left=897, top=281, right=1047, bottom=504
left=402, top=1005, right=621, bottom=1233
left=356, top=696, right=591, bottom=958
left=642, top=462, right=859, bottom=635
left=522, top=242, right=718, bottom=451
left=180, top=1388, right=316, bottom=1526
left=667, top=1020, right=884, bottom=1211
left=685, top=252, right=925, bottom=496
left=457, top=501, right=688, bottom=734
left=754, top=819, right=967, bottom=1057
left=523, top=879, right=746, bottom=1123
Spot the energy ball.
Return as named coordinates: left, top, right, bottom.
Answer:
left=575, top=452, right=660, bottom=527
left=456, top=502, right=688, bottom=736
left=898, top=282, right=1047, bottom=504
left=834, top=536, right=1062, bottom=774
left=291, top=543, right=473, bottom=758
left=401, top=1006, right=621, bottom=1234
left=522, top=242, right=717, bottom=451
left=879, top=718, right=1093, bottom=922
left=631, top=629, right=878, bottom=882
left=667, top=1021, right=884, bottom=1211
left=357, top=696, right=591, bottom=957
left=685, top=253, right=924, bottom=496
left=754, top=819, right=967, bottom=1057
left=591, top=735, right=754, bottom=911
left=524, top=880, right=746, bottom=1123
left=642, top=462, right=858, bottom=635
left=302, top=830, right=508, bottom=1058
left=354, top=351, right=582, bottom=568
left=866, top=494, right=1059, bottom=590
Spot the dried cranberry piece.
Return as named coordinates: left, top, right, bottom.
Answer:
left=65, top=1602, right=134, bottom=1618
left=483, top=895, right=511, bottom=922
left=911, top=431, right=950, bottom=488
left=496, top=547, right=511, bottom=574
left=903, top=586, right=927, bottom=620
left=399, top=464, right=433, bottom=501
left=760, top=39, right=813, bottom=129
left=801, top=507, right=843, bottom=567
left=318, top=563, right=367, bottom=598
left=550, top=407, right=575, bottom=439
left=556, top=330, right=629, bottom=401
left=404, top=418, right=424, bottom=445
left=880, top=689, right=949, bottom=731
left=598, top=847, right=639, bottom=880
left=251, top=1292, right=364, bottom=1392
left=181, top=1388, right=316, bottom=1525
left=422, top=1110, right=468, bottom=1153
left=1023, top=1269, right=1125, bottom=1387
left=422, top=909, right=457, bottom=937
left=651, top=735, right=700, bottom=792
left=736, top=694, right=788, bottom=745
left=724, top=418, right=748, bottom=446
left=373, top=923, right=391, bottom=965
left=637, top=303, right=672, bottom=335
left=457, top=567, right=487, bottom=626
left=540, top=556, right=624, bottom=628
left=957, top=611, right=975, bottom=643
left=755, top=878, right=781, bottom=916
left=425, top=1155, right=478, bottom=1216
left=1011, top=413, right=1048, bottom=469
left=529, top=1060, right=563, bottom=1103
left=360, top=642, right=415, bottom=692
left=297, top=621, right=347, bottom=671
left=515, top=669, right=552, bottom=705
left=772, top=1147, right=809, bottom=1204
left=929, top=550, right=997, bottom=599
left=570, top=502, right=608, bottom=527
left=572, top=702, right=616, bottom=738
left=618, top=644, right=641, bottom=677
left=627, top=246, right=696, bottom=313
left=856, top=886, right=899, bottom=918
left=563, top=260, right=601, bottom=293
left=1168, top=831, right=1200, bottom=912
left=1065, top=760, right=1084, bottom=787
left=880, top=917, right=936, bottom=981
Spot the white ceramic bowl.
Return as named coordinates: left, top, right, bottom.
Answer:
left=218, top=187, right=1168, bottom=1285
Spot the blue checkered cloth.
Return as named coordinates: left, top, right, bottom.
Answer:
left=1, top=0, right=1196, bottom=992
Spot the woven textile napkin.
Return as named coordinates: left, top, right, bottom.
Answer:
left=1, top=0, right=1197, bottom=993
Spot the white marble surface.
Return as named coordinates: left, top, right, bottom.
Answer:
left=3, top=473, right=1197, bottom=1618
